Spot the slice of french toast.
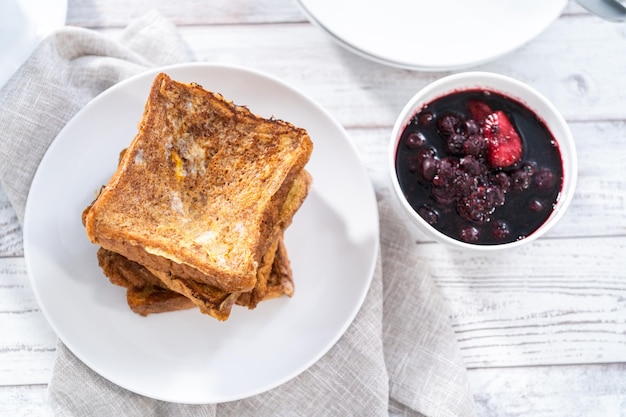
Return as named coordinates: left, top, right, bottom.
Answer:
left=243, top=169, right=310, bottom=308
left=91, top=167, right=311, bottom=319
left=99, top=247, right=235, bottom=319
left=96, top=246, right=195, bottom=315
left=126, top=286, right=195, bottom=316
left=98, top=236, right=294, bottom=318
left=236, top=237, right=294, bottom=307
left=84, top=73, right=313, bottom=293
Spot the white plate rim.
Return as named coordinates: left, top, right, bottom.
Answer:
left=23, top=62, right=379, bottom=403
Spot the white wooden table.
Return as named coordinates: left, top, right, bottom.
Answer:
left=2, top=1, right=626, bottom=415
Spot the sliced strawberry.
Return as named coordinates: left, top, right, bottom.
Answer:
left=467, top=100, right=523, bottom=167
left=482, top=110, right=523, bottom=168
left=467, top=100, right=493, bottom=123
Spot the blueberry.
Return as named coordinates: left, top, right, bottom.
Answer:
left=534, top=167, right=558, bottom=191
left=437, top=114, right=461, bottom=137
left=463, top=134, right=487, bottom=157
left=418, top=205, right=439, bottom=225
left=446, top=133, right=467, bottom=155
left=511, top=163, right=535, bottom=192
left=456, top=185, right=499, bottom=224
left=432, top=185, right=456, bottom=206
left=405, top=131, right=426, bottom=149
left=460, top=226, right=480, bottom=243
left=419, top=157, right=439, bottom=182
left=491, top=171, right=511, bottom=192
left=433, top=158, right=458, bottom=187
left=529, top=198, right=544, bottom=212
left=417, top=111, right=435, bottom=127
left=463, top=119, right=481, bottom=135
left=485, top=185, right=506, bottom=207
left=492, top=219, right=510, bottom=240
left=417, top=147, right=436, bottom=161
left=460, top=155, right=483, bottom=176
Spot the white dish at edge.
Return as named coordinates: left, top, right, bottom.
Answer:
left=23, top=63, right=379, bottom=404
left=296, top=0, right=567, bottom=71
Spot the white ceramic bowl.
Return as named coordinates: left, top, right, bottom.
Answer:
left=388, top=72, right=577, bottom=251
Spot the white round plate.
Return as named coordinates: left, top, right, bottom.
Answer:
left=296, top=0, right=567, bottom=71
left=0, top=0, right=67, bottom=88
left=24, top=63, right=379, bottom=404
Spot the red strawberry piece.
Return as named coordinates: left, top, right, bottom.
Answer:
left=467, top=100, right=493, bottom=122
left=482, top=110, right=523, bottom=168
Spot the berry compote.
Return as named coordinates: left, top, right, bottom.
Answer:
left=395, top=89, right=563, bottom=245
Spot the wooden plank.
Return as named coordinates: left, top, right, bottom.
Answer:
left=469, top=363, right=626, bottom=417
left=0, top=349, right=55, bottom=386
left=411, top=237, right=626, bottom=368
left=0, top=259, right=56, bottom=386
left=0, top=385, right=51, bottom=417
left=0, top=189, right=22, bottom=258
left=64, top=0, right=587, bottom=29
left=66, top=0, right=307, bottom=28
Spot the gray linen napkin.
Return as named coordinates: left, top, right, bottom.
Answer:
left=0, top=11, right=476, bottom=417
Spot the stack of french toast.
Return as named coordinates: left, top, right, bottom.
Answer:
left=82, top=73, right=313, bottom=321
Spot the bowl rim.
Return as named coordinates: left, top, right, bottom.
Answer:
left=388, top=71, right=578, bottom=251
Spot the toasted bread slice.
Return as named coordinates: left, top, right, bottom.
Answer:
left=89, top=156, right=310, bottom=313
left=237, top=238, right=293, bottom=307
left=99, top=248, right=231, bottom=318
left=126, top=285, right=195, bottom=316
left=97, top=247, right=195, bottom=315
left=97, top=168, right=310, bottom=319
left=244, top=169, right=310, bottom=308
left=131, top=168, right=309, bottom=313
left=84, top=73, right=313, bottom=293
left=98, top=237, right=294, bottom=317
left=145, top=267, right=239, bottom=319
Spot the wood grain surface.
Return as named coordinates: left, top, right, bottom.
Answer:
left=1, top=0, right=625, bottom=415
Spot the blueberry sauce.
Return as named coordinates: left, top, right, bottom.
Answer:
left=395, top=89, right=564, bottom=245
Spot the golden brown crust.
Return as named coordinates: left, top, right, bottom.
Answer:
left=127, top=285, right=195, bottom=316
left=91, top=167, right=311, bottom=300
left=99, top=248, right=236, bottom=319
left=146, top=268, right=240, bottom=321
left=245, top=237, right=279, bottom=309
left=237, top=169, right=311, bottom=309
left=98, top=237, right=295, bottom=318
left=84, top=73, right=313, bottom=293
left=97, top=247, right=163, bottom=289
left=98, top=248, right=195, bottom=316
left=236, top=238, right=294, bottom=306
left=95, top=168, right=311, bottom=319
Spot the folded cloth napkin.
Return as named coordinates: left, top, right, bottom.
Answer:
left=0, top=11, right=476, bottom=417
